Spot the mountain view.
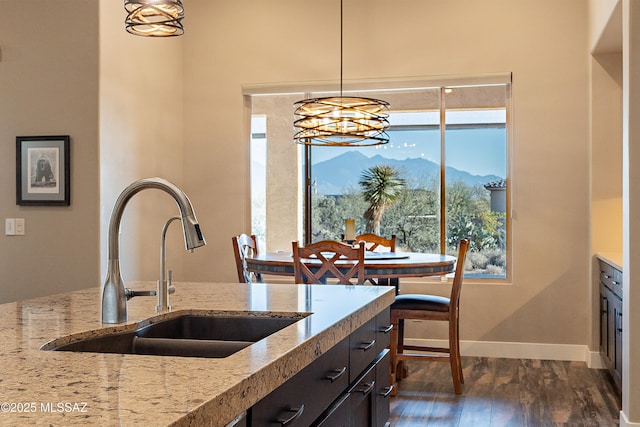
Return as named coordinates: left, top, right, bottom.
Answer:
left=312, top=151, right=501, bottom=195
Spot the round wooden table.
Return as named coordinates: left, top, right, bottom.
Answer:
left=245, top=251, right=456, bottom=280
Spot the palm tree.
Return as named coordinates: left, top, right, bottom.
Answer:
left=359, top=165, right=405, bottom=235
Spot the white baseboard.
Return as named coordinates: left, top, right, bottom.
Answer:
left=621, top=411, right=640, bottom=427
left=404, top=338, right=606, bottom=366
left=586, top=349, right=607, bottom=369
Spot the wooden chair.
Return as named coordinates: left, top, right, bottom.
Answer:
left=231, top=233, right=263, bottom=284
left=292, top=240, right=366, bottom=285
left=355, top=233, right=396, bottom=252
left=389, top=238, right=470, bottom=394
left=354, top=233, right=396, bottom=287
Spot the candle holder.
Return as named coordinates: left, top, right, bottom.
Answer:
left=344, top=218, right=356, bottom=242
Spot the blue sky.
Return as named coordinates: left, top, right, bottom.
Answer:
left=311, top=127, right=507, bottom=178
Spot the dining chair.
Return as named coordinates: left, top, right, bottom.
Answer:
left=354, top=233, right=396, bottom=287
left=389, top=238, right=470, bottom=394
left=231, top=233, right=263, bottom=284
left=355, top=233, right=396, bottom=252
left=292, top=240, right=366, bottom=285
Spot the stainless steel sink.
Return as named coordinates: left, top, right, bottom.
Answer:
left=44, top=313, right=306, bottom=358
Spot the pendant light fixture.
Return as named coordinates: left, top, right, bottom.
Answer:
left=125, top=0, right=185, bottom=37
left=293, top=0, right=390, bottom=146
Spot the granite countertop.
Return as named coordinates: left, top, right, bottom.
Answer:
left=0, top=282, right=394, bottom=426
left=596, top=252, right=623, bottom=271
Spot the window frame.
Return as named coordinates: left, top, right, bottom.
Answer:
left=244, top=73, right=512, bottom=284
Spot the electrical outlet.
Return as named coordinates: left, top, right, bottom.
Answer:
left=15, top=218, right=25, bottom=235
left=5, top=218, right=16, bottom=236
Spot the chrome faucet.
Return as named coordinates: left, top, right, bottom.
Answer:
left=101, top=178, right=206, bottom=324
left=157, top=216, right=180, bottom=312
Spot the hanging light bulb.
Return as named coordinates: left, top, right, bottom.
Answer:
left=125, top=0, right=185, bottom=37
left=293, top=0, right=390, bottom=146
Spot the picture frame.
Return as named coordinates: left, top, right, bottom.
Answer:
left=16, top=135, right=70, bottom=206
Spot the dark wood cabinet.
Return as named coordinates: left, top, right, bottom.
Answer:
left=599, top=283, right=609, bottom=364
left=598, top=258, right=623, bottom=394
left=250, top=308, right=391, bottom=426
left=612, top=292, right=623, bottom=389
left=312, top=350, right=390, bottom=427
left=250, top=335, right=350, bottom=426
left=374, top=351, right=392, bottom=427
left=349, top=361, right=377, bottom=426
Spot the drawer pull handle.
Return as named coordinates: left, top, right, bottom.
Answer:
left=379, top=325, right=393, bottom=334
left=612, top=281, right=619, bottom=285
left=359, top=339, right=376, bottom=351
left=379, top=384, right=394, bottom=398
left=617, top=312, right=623, bottom=334
left=325, top=366, right=347, bottom=382
left=275, top=405, right=304, bottom=426
left=603, top=274, right=611, bottom=279
left=356, top=381, right=376, bottom=395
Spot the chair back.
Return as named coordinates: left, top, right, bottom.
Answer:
left=292, top=240, right=366, bottom=285
left=449, top=238, right=470, bottom=311
left=231, top=234, right=262, bottom=283
left=355, top=233, right=396, bottom=252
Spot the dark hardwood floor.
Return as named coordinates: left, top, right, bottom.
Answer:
left=389, top=357, right=621, bottom=426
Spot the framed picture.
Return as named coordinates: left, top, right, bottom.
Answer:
left=16, top=135, right=70, bottom=206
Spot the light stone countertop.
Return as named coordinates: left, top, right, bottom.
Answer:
left=595, top=252, right=623, bottom=271
left=0, top=282, right=394, bottom=426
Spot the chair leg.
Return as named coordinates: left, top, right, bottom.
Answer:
left=456, top=316, right=464, bottom=384
left=389, top=317, right=400, bottom=395
left=449, top=316, right=462, bottom=394
left=397, top=318, right=408, bottom=379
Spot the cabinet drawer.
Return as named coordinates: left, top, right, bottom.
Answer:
left=375, top=308, right=392, bottom=356
left=250, top=336, right=350, bottom=426
left=311, top=393, right=350, bottom=427
left=612, top=267, right=623, bottom=298
left=374, top=350, right=392, bottom=427
left=350, top=317, right=378, bottom=383
left=349, top=361, right=377, bottom=427
left=599, top=260, right=615, bottom=290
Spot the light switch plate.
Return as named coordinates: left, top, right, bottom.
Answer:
left=5, top=218, right=16, bottom=236
left=15, top=218, right=25, bottom=235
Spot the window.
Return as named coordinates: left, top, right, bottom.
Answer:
left=246, top=75, right=511, bottom=280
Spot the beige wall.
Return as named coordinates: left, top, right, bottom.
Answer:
left=6, top=0, right=640, bottom=421
left=0, top=1, right=593, bottom=347
left=591, top=52, right=622, bottom=255
left=99, top=0, right=188, bottom=285
left=0, top=0, right=610, bottom=384
left=183, top=0, right=591, bottom=348
left=3, top=0, right=639, bottom=421
left=0, top=0, right=100, bottom=303
left=590, top=0, right=621, bottom=52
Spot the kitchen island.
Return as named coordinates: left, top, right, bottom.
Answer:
left=0, top=282, right=394, bottom=426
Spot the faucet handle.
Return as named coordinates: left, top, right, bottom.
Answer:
left=126, top=288, right=157, bottom=300
left=168, top=269, right=176, bottom=295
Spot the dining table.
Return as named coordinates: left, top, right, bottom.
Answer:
left=245, top=251, right=457, bottom=282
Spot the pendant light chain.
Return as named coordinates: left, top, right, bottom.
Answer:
left=293, top=0, right=391, bottom=146
left=340, top=0, right=344, bottom=97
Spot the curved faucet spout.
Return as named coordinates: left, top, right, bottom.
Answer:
left=108, top=178, right=205, bottom=260
left=102, top=177, right=206, bottom=324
